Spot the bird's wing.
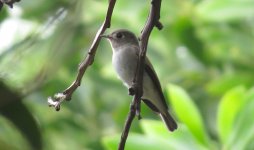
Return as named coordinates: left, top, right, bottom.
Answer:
left=144, top=57, right=168, bottom=109
left=131, top=45, right=168, bottom=110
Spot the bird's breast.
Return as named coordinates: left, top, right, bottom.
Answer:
left=112, top=48, right=138, bottom=87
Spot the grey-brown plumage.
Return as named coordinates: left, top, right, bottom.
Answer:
left=102, top=29, right=177, bottom=131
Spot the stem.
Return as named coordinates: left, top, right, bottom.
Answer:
left=48, top=0, right=117, bottom=111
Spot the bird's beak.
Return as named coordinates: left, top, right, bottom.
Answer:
left=100, top=34, right=113, bottom=40
left=100, top=34, right=109, bottom=38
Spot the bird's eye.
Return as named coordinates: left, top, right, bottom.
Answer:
left=116, top=33, right=123, bottom=39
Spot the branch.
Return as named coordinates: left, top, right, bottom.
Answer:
left=118, top=0, right=163, bottom=150
left=47, top=0, right=162, bottom=149
left=0, top=0, right=20, bottom=10
left=48, top=0, right=117, bottom=111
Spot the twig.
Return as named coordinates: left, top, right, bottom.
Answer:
left=0, top=0, right=20, bottom=9
left=118, top=0, right=163, bottom=150
left=48, top=0, right=163, bottom=149
left=48, top=0, right=117, bottom=111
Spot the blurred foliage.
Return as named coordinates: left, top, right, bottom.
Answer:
left=0, top=0, right=254, bottom=150
left=103, top=85, right=254, bottom=150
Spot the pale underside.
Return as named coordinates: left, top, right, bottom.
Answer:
left=112, top=45, right=168, bottom=114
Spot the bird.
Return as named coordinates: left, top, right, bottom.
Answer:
left=101, top=29, right=177, bottom=131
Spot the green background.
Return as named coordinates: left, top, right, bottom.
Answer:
left=0, top=0, right=254, bottom=149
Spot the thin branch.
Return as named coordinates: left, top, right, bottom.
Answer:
left=48, top=0, right=117, bottom=111
left=118, top=0, right=163, bottom=150
left=0, top=0, right=20, bottom=9
left=118, top=99, right=136, bottom=150
left=48, top=0, right=163, bottom=149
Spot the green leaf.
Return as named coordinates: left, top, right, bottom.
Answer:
left=140, top=120, right=209, bottom=150
left=140, top=119, right=170, bottom=138
left=0, top=82, right=42, bottom=150
left=206, top=74, right=253, bottom=96
left=0, top=116, right=31, bottom=150
left=0, top=140, right=19, bottom=150
left=0, top=7, right=7, bottom=21
left=166, top=84, right=210, bottom=146
left=102, top=134, right=172, bottom=150
left=102, top=120, right=209, bottom=150
left=217, top=86, right=246, bottom=143
left=102, top=133, right=194, bottom=150
left=196, top=0, right=254, bottom=22
left=224, top=91, right=254, bottom=150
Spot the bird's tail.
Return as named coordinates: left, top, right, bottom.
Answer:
left=160, top=112, right=177, bottom=132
